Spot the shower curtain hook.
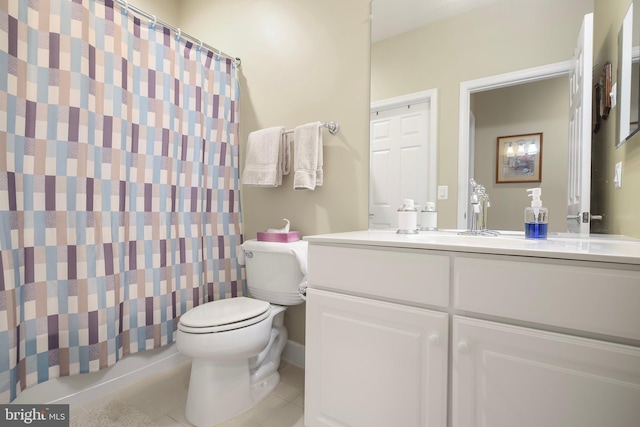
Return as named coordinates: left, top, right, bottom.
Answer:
left=150, top=15, right=156, bottom=28
left=123, top=1, right=128, bottom=15
left=198, top=40, right=203, bottom=51
left=176, top=28, right=181, bottom=41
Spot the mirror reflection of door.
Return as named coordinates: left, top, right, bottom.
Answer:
left=566, top=13, right=594, bottom=236
left=371, top=0, right=596, bottom=233
left=369, top=101, right=431, bottom=229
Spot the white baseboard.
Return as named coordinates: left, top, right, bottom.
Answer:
left=281, top=339, right=305, bottom=369
left=13, top=340, right=304, bottom=408
left=13, top=343, right=189, bottom=408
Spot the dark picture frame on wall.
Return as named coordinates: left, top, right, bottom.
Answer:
left=600, top=61, right=613, bottom=120
left=594, top=83, right=602, bottom=133
left=496, top=133, right=543, bottom=183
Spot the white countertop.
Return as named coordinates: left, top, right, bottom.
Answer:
left=304, top=229, right=640, bottom=265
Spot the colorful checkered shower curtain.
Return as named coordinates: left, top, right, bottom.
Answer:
left=0, top=0, right=244, bottom=402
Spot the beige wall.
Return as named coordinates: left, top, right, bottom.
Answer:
left=593, top=0, right=640, bottom=238
left=132, top=0, right=371, bottom=344
left=371, top=0, right=594, bottom=229
left=473, top=77, right=569, bottom=232
left=128, top=0, right=180, bottom=23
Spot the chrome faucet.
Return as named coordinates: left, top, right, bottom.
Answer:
left=476, top=184, right=490, bottom=231
left=460, top=179, right=498, bottom=236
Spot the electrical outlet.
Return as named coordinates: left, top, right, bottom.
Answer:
left=611, top=83, right=617, bottom=108
left=614, top=162, right=622, bottom=189
left=437, top=185, right=448, bottom=200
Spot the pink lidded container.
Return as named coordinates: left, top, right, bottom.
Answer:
left=256, top=231, right=301, bottom=243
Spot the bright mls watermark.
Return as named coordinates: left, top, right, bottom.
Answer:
left=1, top=405, right=69, bottom=426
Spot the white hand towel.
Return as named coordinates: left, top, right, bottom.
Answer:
left=242, top=126, right=287, bottom=186
left=293, top=122, right=323, bottom=190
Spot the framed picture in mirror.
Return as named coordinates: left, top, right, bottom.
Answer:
left=496, top=133, right=543, bottom=184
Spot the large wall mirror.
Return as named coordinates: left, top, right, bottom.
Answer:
left=370, top=0, right=588, bottom=233
left=617, top=0, right=640, bottom=147
left=370, top=0, right=635, bottom=234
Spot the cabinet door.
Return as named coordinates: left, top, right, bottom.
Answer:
left=453, top=316, right=640, bottom=427
left=305, top=289, right=448, bottom=427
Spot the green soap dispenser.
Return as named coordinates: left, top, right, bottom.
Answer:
left=525, top=188, right=548, bottom=239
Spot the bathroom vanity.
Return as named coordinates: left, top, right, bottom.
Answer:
left=303, top=230, right=640, bottom=427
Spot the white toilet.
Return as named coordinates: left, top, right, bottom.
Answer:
left=176, top=240, right=307, bottom=427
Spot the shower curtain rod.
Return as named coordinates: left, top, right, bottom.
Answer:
left=111, top=0, right=241, bottom=67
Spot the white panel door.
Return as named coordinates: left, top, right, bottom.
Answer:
left=452, top=316, right=640, bottom=427
left=567, top=13, right=593, bottom=235
left=305, top=288, right=448, bottom=427
left=369, top=102, right=430, bottom=229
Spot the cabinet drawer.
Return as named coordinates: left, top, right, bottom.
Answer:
left=454, top=255, right=640, bottom=340
left=308, top=244, right=450, bottom=307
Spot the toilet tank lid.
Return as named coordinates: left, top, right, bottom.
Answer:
left=180, top=297, right=270, bottom=328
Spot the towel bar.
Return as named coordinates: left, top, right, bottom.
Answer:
left=283, top=121, right=340, bottom=135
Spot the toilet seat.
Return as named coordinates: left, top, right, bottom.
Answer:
left=178, top=297, right=271, bottom=334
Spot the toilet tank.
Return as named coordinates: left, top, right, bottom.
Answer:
left=242, top=241, right=306, bottom=305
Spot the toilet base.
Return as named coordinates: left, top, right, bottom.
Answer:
left=183, top=307, right=288, bottom=427
left=250, top=369, right=280, bottom=408
left=185, top=358, right=280, bottom=427
left=179, top=305, right=289, bottom=427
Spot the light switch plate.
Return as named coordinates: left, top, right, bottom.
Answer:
left=614, top=162, right=622, bottom=189
left=611, top=83, right=617, bottom=109
left=437, top=185, right=448, bottom=200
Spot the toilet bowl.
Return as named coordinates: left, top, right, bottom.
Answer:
left=176, top=240, right=307, bottom=427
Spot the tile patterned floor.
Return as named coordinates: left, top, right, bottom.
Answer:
left=70, top=360, right=305, bottom=427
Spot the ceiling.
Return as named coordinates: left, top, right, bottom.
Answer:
left=371, top=0, right=503, bottom=42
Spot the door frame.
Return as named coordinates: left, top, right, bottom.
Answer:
left=456, top=61, right=572, bottom=229
left=370, top=88, right=439, bottom=205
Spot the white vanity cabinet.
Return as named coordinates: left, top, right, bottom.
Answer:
left=304, top=244, right=450, bottom=427
left=452, top=316, right=640, bottom=427
left=452, top=254, right=640, bottom=427
left=306, top=289, right=448, bottom=427
left=304, top=231, right=640, bottom=427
